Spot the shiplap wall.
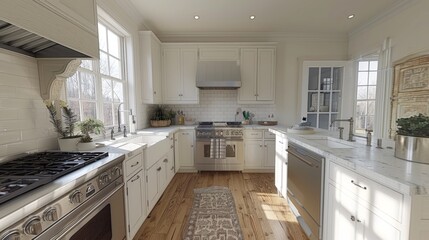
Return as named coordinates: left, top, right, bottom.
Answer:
left=166, top=90, right=276, bottom=123
left=0, top=49, right=57, bottom=160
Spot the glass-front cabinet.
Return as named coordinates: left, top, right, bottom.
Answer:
left=301, top=61, right=346, bottom=129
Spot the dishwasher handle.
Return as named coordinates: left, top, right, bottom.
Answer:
left=287, top=149, right=321, bottom=168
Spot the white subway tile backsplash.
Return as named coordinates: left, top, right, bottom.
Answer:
left=166, top=90, right=276, bottom=123
left=0, top=50, right=57, bottom=157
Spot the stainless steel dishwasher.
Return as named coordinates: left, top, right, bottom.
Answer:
left=287, top=142, right=325, bottom=240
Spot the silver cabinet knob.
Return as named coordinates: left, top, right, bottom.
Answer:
left=23, top=216, right=42, bottom=235
left=42, top=207, right=58, bottom=222
left=0, top=230, right=21, bottom=240
left=69, top=190, right=83, bottom=204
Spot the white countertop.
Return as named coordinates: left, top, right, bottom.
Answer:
left=0, top=153, right=125, bottom=228
left=269, top=126, right=429, bottom=196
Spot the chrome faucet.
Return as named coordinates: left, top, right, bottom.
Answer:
left=354, top=129, right=373, bottom=146
left=330, top=117, right=354, bottom=142
left=117, top=103, right=123, bottom=132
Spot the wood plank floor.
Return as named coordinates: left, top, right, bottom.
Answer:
left=135, top=172, right=308, bottom=240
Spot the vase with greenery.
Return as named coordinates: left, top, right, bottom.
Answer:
left=45, top=100, right=81, bottom=151
left=395, top=113, right=429, bottom=163
left=150, top=105, right=173, bottom=127
left=76, top=118, right=105, bottom=150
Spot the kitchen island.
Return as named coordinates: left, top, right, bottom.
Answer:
left=270, top=126, right=429, bottom=240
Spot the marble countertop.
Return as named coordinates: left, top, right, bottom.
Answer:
left=270, top=126, right=429, bottom=196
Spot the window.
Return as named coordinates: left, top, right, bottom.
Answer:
left=66, top=22, right=126, bottom=128
left=355, top=60, right=378, bottom=135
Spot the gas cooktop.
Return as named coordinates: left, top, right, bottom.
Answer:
left=0, top=151, right=108, bottom=205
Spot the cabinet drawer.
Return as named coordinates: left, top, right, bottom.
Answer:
left=264, top=131, right=275, bottom=139
left=124, top=152, right=143, bottom=178
left=244, top=130, right=263, bottom=139
left=329, top=162, right=404, bottom=223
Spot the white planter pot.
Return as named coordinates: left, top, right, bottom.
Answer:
left=58, top=137, right=80, bottom=151
left=77, top=142, right=96, bottom=151
left=395, top=135, right=429, bottom=164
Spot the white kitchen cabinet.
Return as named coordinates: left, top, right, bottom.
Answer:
left=243, top=129, right=275, bottom=171
left=125, top=169, right=145, bottom=239
left=238, top=48, right=276, bottom=104
left=326, top=184, right=401, bottom=240
left=301, top=61, right=347, bottom=129
left=199, top=47, right=240, bottom=61
left=166, top=134, right=175, bottom=182
left=146, top=155, right=168, bottom=212
left=140, top=31, right=162, bottom=104
left=162, top=47, right=199, bottom=104
left=274, top=135, right=287, bottom=197
left=0, top=0, right=98, bottom=58
left=174, top=130, right=195, bottom=172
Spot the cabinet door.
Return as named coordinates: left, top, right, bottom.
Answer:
left=126, top=170, right=145, bottom=238
left=162, top=48, right=182, bottom=102
left=264, top=140, right=275, bottom=168
left=358, top=204, right=401, bottom=240
left=326, top=184, right=359, bottom=240
left=166, top=147, right=175, bottom=182
left=152, top=37, right=162, bottom=103
left=244, top=140, right=264, bottom=168
left=239, top=48, right=258, bottom=102
left=257, top=49, right=275, bottom=101
left=159, top=157, right=168, bottom=193
left=146, top=163, right=159, bottom=212
left=275, top=137, right=287, bottom=196
left=181, top=48, right=199, bottom=102
left=176, top=130, right=195, bottom=168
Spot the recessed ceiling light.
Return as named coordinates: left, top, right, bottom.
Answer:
left=348, top=14, right=355, bottom=19
left=194, top=15, right=200, bottom=20
left=250, top=15, right=256, bottom=20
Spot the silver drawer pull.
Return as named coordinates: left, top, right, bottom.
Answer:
left=131, top=175, right=140, bottom=182
left=131, top=162, right=139, bottom=168
left=251, top=133, right=259, bottom=135
left=163, top=158, right=168, bottom=163
left=351, top=180, right=367, bottom=190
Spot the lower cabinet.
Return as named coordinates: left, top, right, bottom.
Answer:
left=125, top=170, right=146, bottom=238
left=244, top=129, right=275, bottom=171
left=274, top=135, right=287, bottom=197
left=146, top=155, right=168, bottom=212
left=174, top=130, right=195, bottom=172
left=326, top=184, right=401, bottom=240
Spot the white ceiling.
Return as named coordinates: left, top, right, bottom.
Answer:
left=128, top=0, right=404, bottom=36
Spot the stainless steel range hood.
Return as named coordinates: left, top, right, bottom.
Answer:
left=196, top=61, right=241, bottom=89
left=0, top=20, right=89, bottom=58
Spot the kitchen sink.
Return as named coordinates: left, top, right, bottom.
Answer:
left=301, top=135, right=354, bottom=149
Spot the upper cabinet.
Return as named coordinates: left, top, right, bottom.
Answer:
left=162, top=46, right=199, bottom=104
left=140, top=31, right=162, bottom=104
left=238, top=47, right=276, bottom=104
left=301, top=61, right=347, bottom=129
left=0, top=0, right=99, bottom=58
left=199, top=47, right=239, bottom=61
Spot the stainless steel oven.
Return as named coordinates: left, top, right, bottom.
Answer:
left=38, top=179, right=125, bottom=240
left=287, top=143, right=325, bottom=240
left=195, top=122, right=244, bottom=171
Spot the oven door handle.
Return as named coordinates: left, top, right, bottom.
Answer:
left=286, top=149, right=316, bottom=167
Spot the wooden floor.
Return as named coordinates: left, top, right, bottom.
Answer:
left=135, top=172, right=308, bottom=240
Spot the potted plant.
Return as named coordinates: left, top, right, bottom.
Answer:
left=150, top=105, right=172, bottom=127
left=395, top=113, right=429, bottom=163
left=45, top=100, right=81, bottom=151
left=76, top=118, right=105, bottom=151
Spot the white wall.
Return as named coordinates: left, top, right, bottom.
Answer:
left=0, top=49, right=58, bottom=160
left=349, top=0, right=429, bottom=62
left=158, top=34, right=348, bottom=126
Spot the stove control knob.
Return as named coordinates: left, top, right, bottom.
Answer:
left=23, top=216, right=42, bottom=235
left=0, top=230, right=21, bottom=240
left=42, top=207, right=58, bottom=221
left=69, top=190, right=83, bottom=204
left=99, top=173, right=111, bottom=185
left=112, top=167, right=121, bottom=176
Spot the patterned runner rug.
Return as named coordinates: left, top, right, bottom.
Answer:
left=183, top=186, right=243, bottom=240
